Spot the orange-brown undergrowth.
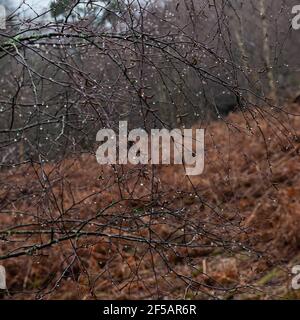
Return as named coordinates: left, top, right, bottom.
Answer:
left=1, top=104, right=300, bottom=299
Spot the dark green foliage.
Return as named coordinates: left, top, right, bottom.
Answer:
left=49, top=0, right=124, bottom=26
left=50, top=0, right=72, bottom=18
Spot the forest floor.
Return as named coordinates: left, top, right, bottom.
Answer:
left=1, top=103, right=300, bottom=300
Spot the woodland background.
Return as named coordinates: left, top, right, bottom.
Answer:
left=0, top=0, right=300, bottom=299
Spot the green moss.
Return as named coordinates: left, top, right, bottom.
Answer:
left=191, top=266, right=203, bottom=277
left=210, top=248, right=224, bottom=256
left=256, top=268, right=283, bottom=286
left=282, top=290, right=300, bottom=300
